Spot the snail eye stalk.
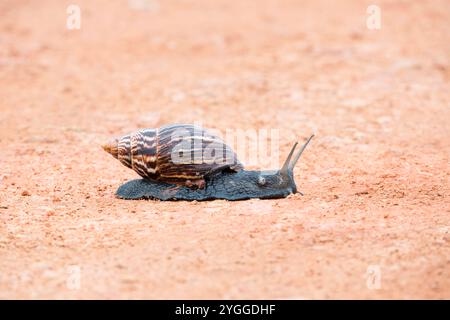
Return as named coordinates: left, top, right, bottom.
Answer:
left=280, top=142, right=298, bottom=175
left=288, top=135, right=314, bottom=171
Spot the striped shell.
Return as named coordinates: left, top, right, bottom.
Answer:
left=103, top=124, right=243, bottom=185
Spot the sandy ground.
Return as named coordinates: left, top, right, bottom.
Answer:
left=0, top=0, right=449, bottom=299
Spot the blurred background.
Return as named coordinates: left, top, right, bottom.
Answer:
left=0, top=0, right=449, bottom=299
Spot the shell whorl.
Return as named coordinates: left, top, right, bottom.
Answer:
left=103, top=124, right=243, bottom=184
left=129, top=129, right=158, bottom=179
left=117, top=134, right=132, bottom=169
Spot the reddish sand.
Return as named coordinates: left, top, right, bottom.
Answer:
left=0, top=0, right=449, bottom=299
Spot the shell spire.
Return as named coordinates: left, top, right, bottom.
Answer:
left=102, top=138, right=119, bottom=159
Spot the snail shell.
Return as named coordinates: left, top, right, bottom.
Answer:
left=103, top=124, right=243, bottom=186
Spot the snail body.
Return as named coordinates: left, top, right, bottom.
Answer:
left=116, top=170, right=296, bottom=201
left=103, top=124, right=314, bottom=201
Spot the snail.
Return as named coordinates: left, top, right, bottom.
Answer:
left=102, top=124, right=314, bottom=201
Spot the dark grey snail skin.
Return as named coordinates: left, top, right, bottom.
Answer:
left=116, top=135, right=314, bottom=201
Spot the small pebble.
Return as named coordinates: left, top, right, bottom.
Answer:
left=21, top=190, right=31, bottom=196
left=46, top=210, right=56, bottom=217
